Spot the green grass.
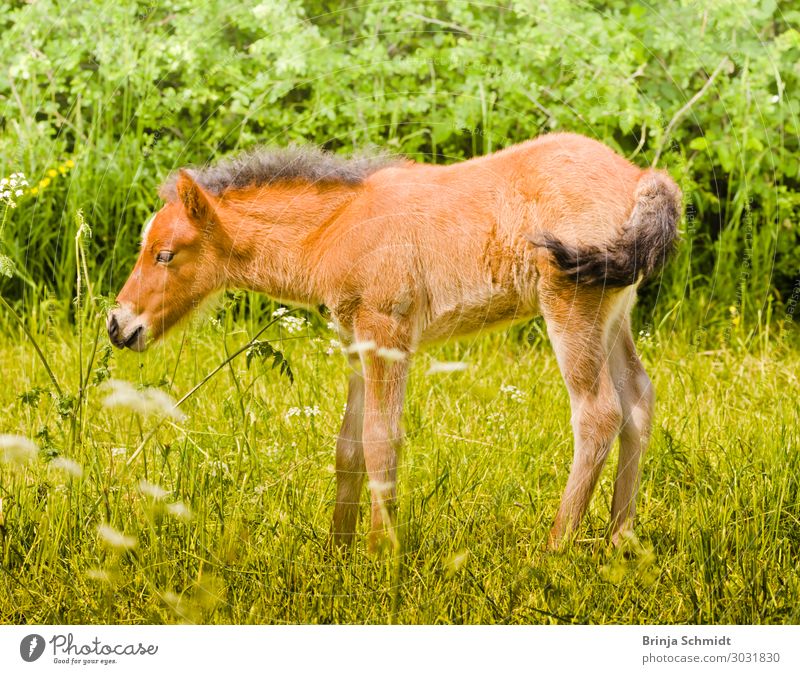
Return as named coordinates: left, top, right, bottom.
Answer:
left=2, top=0, right=798, bottom=628
left=0, top=308, right=799, bottom=624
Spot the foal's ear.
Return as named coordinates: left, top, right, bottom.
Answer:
left=176, top=170, right=219, bottom=228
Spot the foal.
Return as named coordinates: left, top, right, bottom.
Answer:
left=108, top=133, right=681, bottom=550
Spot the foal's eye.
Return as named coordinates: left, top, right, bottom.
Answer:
left=156, top=250, right=174, bottom=264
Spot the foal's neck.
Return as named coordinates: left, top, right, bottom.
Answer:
left=220, top=181, right=358, bottom=304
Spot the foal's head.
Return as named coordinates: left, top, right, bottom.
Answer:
left=107, top=172, right=231, bottom=351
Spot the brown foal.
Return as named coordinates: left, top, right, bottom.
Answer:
left=108, top=133, right=681, bottom=550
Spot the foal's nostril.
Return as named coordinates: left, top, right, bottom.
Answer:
left=107, top=314, right=119, bottom=340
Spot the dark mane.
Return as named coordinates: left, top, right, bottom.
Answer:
left=159, top=145, right=401, bottom=200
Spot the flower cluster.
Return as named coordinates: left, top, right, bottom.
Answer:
left=207, top=460, right=231, bottom=480
left=0, top=173, right=28, bottom=209
left=500, top=384, right=526, bottom=403
left=284, top=405, right=321, bottom=422
left=29, top=159, right=75, bottom=196
left=486, top=411, right=507, bottom=431
left=272, top=307, right=307, bottom=334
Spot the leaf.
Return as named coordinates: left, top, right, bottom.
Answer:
left=91, top=344, right=114, bottom=385
left=56, top=394, right=76, bottom=420
left=628, top=4, right=647, bottom=20
left=18, top=386, right=47, bottom=407
left=245, top=340, right=294, bottom=384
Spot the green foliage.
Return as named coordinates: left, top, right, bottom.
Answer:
left=0, top=0, right=798, bottom=335
left=246, top=339, right=294, bottom=384
left=18, top=386, right=46, bottom=408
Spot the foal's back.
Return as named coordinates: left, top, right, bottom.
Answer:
left=313, top=132, right=648, bottom=342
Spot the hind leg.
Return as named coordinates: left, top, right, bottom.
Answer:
left=542, top=288, right=624, bottom=548
left=607, top=318, right=654, bottom=545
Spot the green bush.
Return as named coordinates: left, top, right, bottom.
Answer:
left=1, top=0, right=798, bottom=336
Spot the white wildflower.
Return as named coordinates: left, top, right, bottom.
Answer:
left=279, top=315, right=306, bottom=334
left=325, top=338, right=341, bottom=356
left=97, top=523, right=137, bottom=550
left=376, top=347, right=406, bottom=362
left=500, top=384, right=526, bottom=403
left=271, top=307, right=289, bottom=317
left=208, top=460, right=230, bottom=478
left=346, top=340, right=376, bottom=355
left=0, top=434, right=38, bottom=464
left=139, top=479, right=169, bottom=500
left=486, top=411, right=507, bottom=431
left=49, top=457, right=83, bottom=478
left=102, top=379, right=185, bottom=421
left=427, top=360, right=469, bottom=374
left=165, top=501, right=192, bottom=521
left=284, top=405, right=321, bottom=422
left=0, top=172, right=27, bottom=208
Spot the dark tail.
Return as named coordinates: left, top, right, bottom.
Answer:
left=530, top=170, right=681, bottom=287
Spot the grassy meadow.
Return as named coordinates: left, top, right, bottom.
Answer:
left=1, top=305, right=798, bottom=624
left=2, top=1, right=800, bottom=626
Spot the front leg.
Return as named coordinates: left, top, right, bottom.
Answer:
left=356, top=316, right=411, bottom=553
left=330, top=355, right=366, bottom=548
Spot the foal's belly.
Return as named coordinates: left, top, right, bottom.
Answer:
left=419, top=287, right=538, bottom=345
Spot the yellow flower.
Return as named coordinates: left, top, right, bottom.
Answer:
left=39, top=178, right=50, bottom=189
left=29, top=186, right=39, bottom=195
left=47, top=169, right=57, bottom=178
left=65, top=159, right=75, bottom=169
left=58, top=165, right=67, bottom=174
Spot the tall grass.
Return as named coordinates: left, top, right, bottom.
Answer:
left=1, top=0, right=799, bottom=626
left=0, top=304, right=798, bottom=624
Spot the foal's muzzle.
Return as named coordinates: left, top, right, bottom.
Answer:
left=107, top=307, right=148, bottom=352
